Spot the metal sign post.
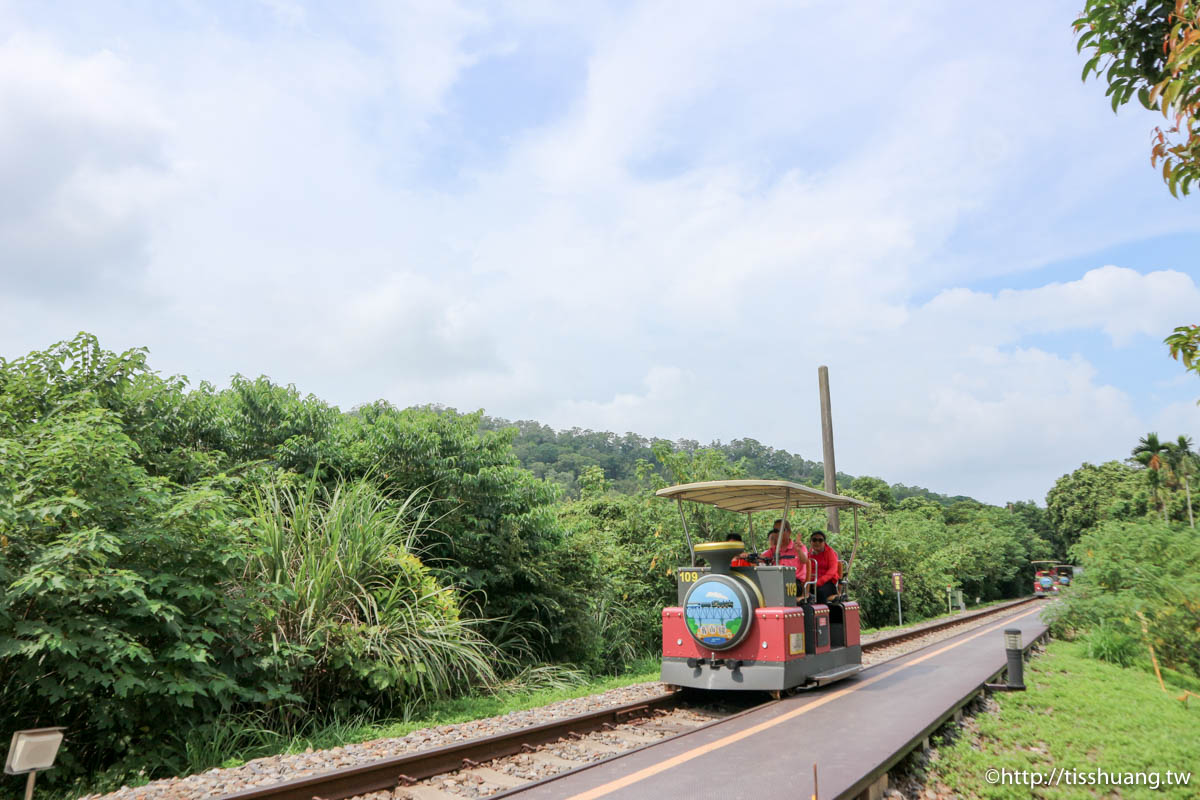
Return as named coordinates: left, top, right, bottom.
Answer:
left=5, top=728, right=66, bottom=800
left=947, top=585, right=953, bottom=615
left=892, top=572, right=903, bottom=626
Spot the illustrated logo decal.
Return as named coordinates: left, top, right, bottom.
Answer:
left=685, top=579, right=745, bottom=647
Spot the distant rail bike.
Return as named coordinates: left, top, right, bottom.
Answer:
left=1031, top=560, right=1058, bottom=596
left=657, top=480, right=869, bottom=696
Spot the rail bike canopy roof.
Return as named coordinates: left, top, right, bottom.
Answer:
left=1030, top=560, right=1057, bottom=566
left=655, top=479, right=870, bottom=513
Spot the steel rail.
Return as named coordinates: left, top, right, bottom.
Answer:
left=212, top=596, right=1040, bottom=800
left=213, top=695, right=679, bottom=800
left=861, top=596, right=1038, bottom=653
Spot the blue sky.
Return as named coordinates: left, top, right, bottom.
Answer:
left=0, top=0, right=1197, bottom=504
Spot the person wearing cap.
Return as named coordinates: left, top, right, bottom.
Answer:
left=761, top=520, right=807, bottom=597
left=809, top=529, right=840, bottom=604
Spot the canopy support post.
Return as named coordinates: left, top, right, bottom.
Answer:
left=847, top=506, right=860, bottom=581
left=677, top=498, right=695, bottom=567
left=746, top=512, right=754, bottom=550
left=784, top=489, right=791, bottom=527
left=783, top=488, right=792, bottom=594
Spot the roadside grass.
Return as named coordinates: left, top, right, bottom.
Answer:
left=203, top=655, right=662, bottom=770
left=313, top=656, right=663, bottom=753
left=860, top=597, right=1015, bottom=636
left=926, top=640, right=1199, bottom=799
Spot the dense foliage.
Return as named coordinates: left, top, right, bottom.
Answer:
left=244, top=477, right=499, bottom=710
left=1046, top=460, right=1146, bottom=546
left=0, top=336, right=552, bottom=787
left=556, top=458, right=1055, bottom=635
left=1031, top=329, right=1200, bottom=680
left=1166, top=323, right=1200, bottom=393
left=480, top=414, right=972, bottom=505
left=1050, top=520, right=1200, bottom=677
left=1076, top=1, right=1200, bottom=195
left=0, top=341, right=284, bottom=778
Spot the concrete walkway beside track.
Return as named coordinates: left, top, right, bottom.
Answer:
left=500, top=604, right=1049, bottom=800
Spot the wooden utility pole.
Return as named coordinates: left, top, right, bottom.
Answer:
left=818, top=366, right=840, bottom=534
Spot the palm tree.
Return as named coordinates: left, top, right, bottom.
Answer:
left=1132, top=432, right=1169, bottom=523
left=1165, top=435, right=1197, bottom=528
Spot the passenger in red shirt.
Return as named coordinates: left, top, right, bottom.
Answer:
left=762, top=521, right=808, bottom=598
left=808, top=530, right=839, bottom=604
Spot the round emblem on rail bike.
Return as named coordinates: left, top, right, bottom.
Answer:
left=683, top=574, right=756, bottom=650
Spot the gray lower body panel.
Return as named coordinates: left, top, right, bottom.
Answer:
left=661, top=646, right=862, bottom=691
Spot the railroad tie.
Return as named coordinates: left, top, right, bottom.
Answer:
left=460, top=767, right=525, bottom=789
left=600, top=728, right=662, bottom=745
left=529, top=752, right=586, bottom=770
left=640, top=719, right=699, bottom=733
left=397, top=786, right=462, bottom=800
left=573, top=739, right=625, bottom=754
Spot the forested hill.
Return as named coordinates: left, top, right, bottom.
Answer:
left=478, top=414, right=977, bottom=506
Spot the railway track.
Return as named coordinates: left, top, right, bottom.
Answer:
left=207, top=596, right=1040, bottom=800
left=863, top=596, right=1037, bottom=650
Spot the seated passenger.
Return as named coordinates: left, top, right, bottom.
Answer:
left=759, top=530, right=779, bottom=562
left=761, top=521, right=808, bottom=597
left=809, top=530, right=839, bottom=604
left=726, top=532, right=752, bottom=566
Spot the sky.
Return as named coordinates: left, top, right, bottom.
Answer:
left=1, top=0, right=1197, bottom=505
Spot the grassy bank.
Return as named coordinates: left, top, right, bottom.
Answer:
left=922, top=640, right=1198, bottom=798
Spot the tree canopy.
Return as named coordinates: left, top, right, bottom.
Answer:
left=1075, top=1, right=1200, bottom=195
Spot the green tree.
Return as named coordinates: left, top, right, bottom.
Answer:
left=1054, top=520, right=1200, bottom=675
left=0, top=346, right=289, bottom=781
left=646, top=441, right=749, bottom=542
left=1166, top=324, right=1200, bottom=399
left=1007, top=500, right=1061, bottom=555
left=1046, top=461, right=1145, bottom=545
left=897, top=495, right=943, bottom=519
left=1164, top=434, right=1197, bottom=527
left=1132, top=432, right=1170, bottom=522
left=849, top=476, right=896, bottom=510
left=557, top=488, right=687, bottom=670
left=1075, top=2, right=1200, bottom=195
left=331, top=404, right=583, bottom=662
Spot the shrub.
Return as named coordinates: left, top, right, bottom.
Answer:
left=0, top=408, right=286, bottom=782
left=1082, top=624, right=1142, bottom=667
left=1056, top=520, right=1200, bottom=676
left=244, top=475, right=501, bottom=713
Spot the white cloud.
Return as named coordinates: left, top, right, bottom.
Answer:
left=0, top=34, right=176, bottom=296
left=2, top=1, right=1198, bottom=505
left=922, top=267, right=1200, bottom=346
left=556, top=366, right=700, bottom=438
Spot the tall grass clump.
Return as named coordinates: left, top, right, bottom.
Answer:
left=246, top=475, right=501, bottom=715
